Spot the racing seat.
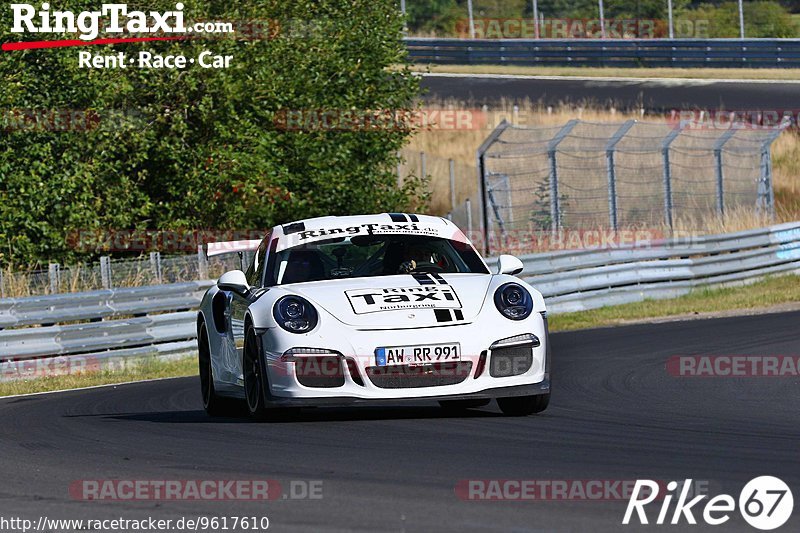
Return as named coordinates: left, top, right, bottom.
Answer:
left=282, top=250, right=326, bottom=284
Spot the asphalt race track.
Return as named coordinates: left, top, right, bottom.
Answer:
left=420, top=74, right=800, bottom=112
left=1, top=311, right=798, bottom=532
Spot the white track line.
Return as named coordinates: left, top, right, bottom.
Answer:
left=0, top=375, right=194, bottom=401
left=419, top=71, right=800, bottom=85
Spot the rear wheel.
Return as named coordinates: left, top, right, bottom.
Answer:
left=438, top=399, right=491, bottom=411
left=497, top=393, right=550, bottom=416
left=198, top=324, right=238, bottom=417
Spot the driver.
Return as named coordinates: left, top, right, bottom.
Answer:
left=397, top=243, right=437, bottom=274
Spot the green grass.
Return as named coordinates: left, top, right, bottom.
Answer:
left=414, top=64, right=800, bottom=81
left=0, top=356, right=197, bottom=397
left=548, top=274, right=800, bottom=332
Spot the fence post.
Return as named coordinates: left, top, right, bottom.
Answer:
left=420, top=151, right=426, bottom=180
left=198, top=245, right=209, bottom=279
left=0, top=269, right=4, bottom=299
left=485, top=173, right=507, bottom=236
left=149, top=251, right=163, bottom=284
left=757, top=120, right=789, bottom=220
left=449, top=158, right=456, bottom=214
left=758, top=149, right=773, bottom=218
left=546, top=119, right=579, bottom=237
left=466, top=198, right=473, bottom=235
left=605, top=120, right=636, bottom=231
left=100, top=256, right=112, bottom=289
left=476, top=120, right=511, bottom=255
left=713, top=127, right=738, bottom=217
left=661, top=123, right=684, bottom=231
left=48, top=263, right=60, bottom=294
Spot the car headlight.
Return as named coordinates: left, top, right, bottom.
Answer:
left=273, top=296, right=318, bottom=333
left=493, top=282, right=533, bottom=321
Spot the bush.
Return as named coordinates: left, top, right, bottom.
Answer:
left=0, top=1, right=424, bottom=267
left=680, top=1, right=797, bottom=38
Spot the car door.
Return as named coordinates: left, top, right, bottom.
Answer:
left=229, top=234, right=271, bottom=383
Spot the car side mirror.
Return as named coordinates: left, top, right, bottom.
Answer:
left=497, top=254, right=524, bottom=276
left=217, top=270, right=250, bottom=295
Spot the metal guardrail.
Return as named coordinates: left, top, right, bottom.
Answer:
left=2, top=222, right=799, bottom=380
left=406, top=38, right=800, bottom=68
left=487, top=221, right=800, bottom=313
left=0, top=281, right=212, bottom=381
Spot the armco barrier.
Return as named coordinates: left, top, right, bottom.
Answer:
left=405, top=38, right=800, bottom=68
left=486, top=221, right=800, bottom=313
left=0, top=281, right=212, bottom=382
left=1, top=222, right=799, bottom=380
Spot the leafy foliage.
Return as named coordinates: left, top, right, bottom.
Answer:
left=0, top=0, right=423, bottom=266
left=681, top=1, right=797, bottom=37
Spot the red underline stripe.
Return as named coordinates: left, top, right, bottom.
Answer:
left=2, top=36, right=188, bottom=52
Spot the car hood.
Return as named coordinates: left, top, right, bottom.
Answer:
left=286, top=274, right=492, bottom=329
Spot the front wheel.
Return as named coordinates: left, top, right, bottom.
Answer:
left=243, top=327, right=271, bottom=420
left=497, top=393, right=549, bottom=416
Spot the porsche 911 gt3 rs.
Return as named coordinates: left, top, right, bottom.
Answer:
left=196, top=213, right=551, bottom=419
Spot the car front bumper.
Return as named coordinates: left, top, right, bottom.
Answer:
left=259, top=312, right=551, bottom=407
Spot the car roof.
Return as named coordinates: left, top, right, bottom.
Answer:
left=273, top=213, right=462, bottom=251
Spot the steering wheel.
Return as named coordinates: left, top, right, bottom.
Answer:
left=410, top=263, right=445, bottom=273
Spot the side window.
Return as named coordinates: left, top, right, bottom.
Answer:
left=245, top=235, right=270, bottom=287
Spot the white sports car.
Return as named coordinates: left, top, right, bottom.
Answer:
left=197, top=213, right=551, bottom=419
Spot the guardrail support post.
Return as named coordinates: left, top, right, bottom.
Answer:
left=100, top=256, right=112, bottom=290
left=48, top=263, right=60, bottom=294
left=149, top=252, right=162, bottom=284
left=546, top=119, right=579, bottom=238
left=605, top=120, right=635, bottom=231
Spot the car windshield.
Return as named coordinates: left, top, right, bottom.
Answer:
left=267, top=234, right=488, bottom=286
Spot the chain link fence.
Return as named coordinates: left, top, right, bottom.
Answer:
left=0, top=251, right=243, bottom=298
left=476, top=119, right=786, bottom=254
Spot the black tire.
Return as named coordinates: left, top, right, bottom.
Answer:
left=438, top=399, right=491, bottom=411
left=198, top=324, right=238, bottom=417
left=497, top=393, right=550, bottom=416
left=243, top=327, right=271, bottom=420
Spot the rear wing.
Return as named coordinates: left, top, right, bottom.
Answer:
left=201, top=240, right=261, bottom=258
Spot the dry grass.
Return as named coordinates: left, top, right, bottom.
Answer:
left=403, top=100, right=800, bottom=237
left=416, top=64, right=800, bottom=81
left=0, top=356, right=197, bottom=397
left=548, top=274, right=800, bottom=332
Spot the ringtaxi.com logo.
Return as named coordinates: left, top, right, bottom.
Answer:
left=623, top=477, right=793, bottom=530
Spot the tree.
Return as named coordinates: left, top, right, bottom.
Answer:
left=0, top=1, right=424, bottom=267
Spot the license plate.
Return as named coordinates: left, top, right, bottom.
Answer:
left=375, top=343, right=461, bottom=366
